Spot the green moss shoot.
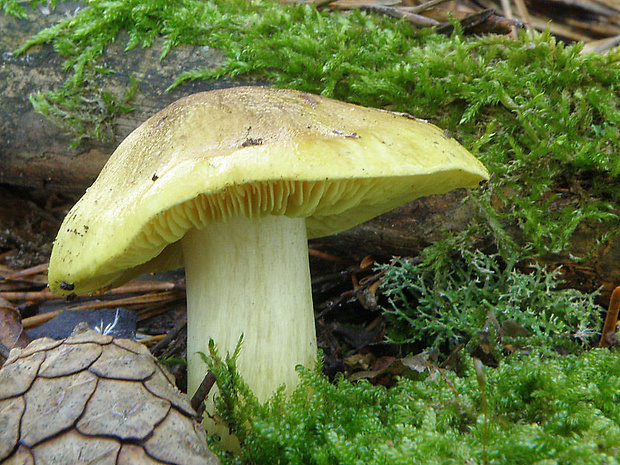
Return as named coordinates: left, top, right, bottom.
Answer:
left=5, top=2, right=620, bottom=461
left=205, top=342, right=620, bottom=465
left=0, top=0, right=56, bottom=17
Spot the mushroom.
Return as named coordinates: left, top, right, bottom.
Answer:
left=48, top=86, right=489, bottom=435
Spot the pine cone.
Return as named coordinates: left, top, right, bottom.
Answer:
left=0, top=327, right=220, bottom=465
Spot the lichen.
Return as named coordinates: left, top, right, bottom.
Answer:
left=379, top=237, right=602, bottom=355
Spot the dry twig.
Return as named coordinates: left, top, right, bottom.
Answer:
left=599, top=286, right=620, bottom=348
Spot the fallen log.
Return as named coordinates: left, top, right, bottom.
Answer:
left=0, top=4, right=483, bottom=266
left=0, top=2, right=255, bottom=194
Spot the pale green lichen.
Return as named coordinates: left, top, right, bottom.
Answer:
left=379, top=237, right=602, bottom=355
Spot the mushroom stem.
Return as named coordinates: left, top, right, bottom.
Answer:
left=181, top=214, right=317, bottom=405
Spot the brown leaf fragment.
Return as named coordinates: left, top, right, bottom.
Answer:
left=0, top=352, right=45, bottom=399
left=344, top=353, right=373, bottom=371
left=77, top=378, right=170, bottom=441
left=117, top=444, right=167, bottom=465
left=348, top=356, right=405, bottom=383
left=0, top=396, right=25, bottom=461
left=89, top=343, right=156, bottom=380
left=401, top=351, right=435, bottom=373
left=144, top=368, right=196, bottom=418
left=2, top=445, right=34, bottom=465
left=21, top=370, right=98, bottom=447
left=0, top=297, right=30, bottom=359
left=32, top=430, right=120, bottom=465
left=38, top=342, right=103, bottom=378
left=348, top=350, right=440, bottom=385
left=144, top=409, right=219, bottom=465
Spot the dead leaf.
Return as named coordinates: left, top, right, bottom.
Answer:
left=0, top=297, right=30, bottom=364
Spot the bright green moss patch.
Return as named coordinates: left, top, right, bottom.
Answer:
left=205, top=343, right=620, bottom=465
left=5, top=3, right=620, bottom=461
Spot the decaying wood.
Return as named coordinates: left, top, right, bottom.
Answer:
left=1, top=4, right=486, bottom=269
left=320, top=186, right=620, bottom=302
left=0, top=3, right=255, bottom=194
left=3, top=1, right=618, bottom=194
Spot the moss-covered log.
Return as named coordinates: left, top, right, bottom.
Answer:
left=0, top=2, right=252, bottom=194
left=0, top=3, right=483, bottom=266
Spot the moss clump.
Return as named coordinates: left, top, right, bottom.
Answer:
left=205, top=342, right=620, bottom=465
left=5, top=3, right=620, bottom=461
left=1, top=0, right=55, bottom=17
left=29, top=78, right=136, bottom=146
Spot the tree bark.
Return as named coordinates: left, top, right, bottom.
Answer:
left=0, top=2, right=257, bottom=194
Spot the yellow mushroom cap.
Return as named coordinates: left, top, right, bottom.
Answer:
left=48, top=86, right=489, bottom=295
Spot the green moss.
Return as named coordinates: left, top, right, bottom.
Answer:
left=205, top=342, right=620, bottom=464
left=5, top=4, right=620, bottom=460
left=29, top=77, right=137, bottom=146
left=0, top=0, right=56, bottom=17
